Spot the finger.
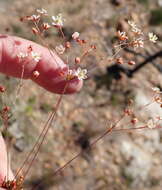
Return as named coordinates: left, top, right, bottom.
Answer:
left=0, top=35, right=83, bottom=94
left=0, top=133, right=14, bottom=186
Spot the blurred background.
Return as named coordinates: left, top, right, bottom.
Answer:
left=0, top=0, right=162, bottom=189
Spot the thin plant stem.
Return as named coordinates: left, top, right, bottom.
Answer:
left=14, top=111, right=54, bottom=179
left=15, top=64, right=25, bottom=100
left=5, top=119, right=9, bottom=182
left=59, top=27, right=65, bottom=39
left=22, top=84, right=67, bottom=180
left=31, top=114, right=125, bottom=190
left=33, top=22, right=63, bottom=67
left=113, top=125, right=162, bottom=132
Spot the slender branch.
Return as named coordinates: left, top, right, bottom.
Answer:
left=23, top=85, right=67, bottom=180
left=31, top=115, right=125, bottom=190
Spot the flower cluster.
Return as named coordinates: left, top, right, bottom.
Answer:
left=131, top=38, right=144, bottom=48
left=17, top=50, right=41, bottom=63
left=117, top=20, right=158, bottom=49
left=116, top=20, right=145, bottom=52
left=21, top=8, right=65, bottom=36
left=152, top=87, right=162, bottom=108
left=20, top=10, right=159, bottom=89
left=115, top=20, right=159, bottom=67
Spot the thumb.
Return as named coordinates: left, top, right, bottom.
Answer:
left=0, top=34, right=83, bottom=94
left=0, top=133, right=14, bottom=187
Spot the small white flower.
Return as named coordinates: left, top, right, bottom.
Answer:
left=31, top=51, right=41, bottom=62
left=75, top=67, right=88, bottom=80
left=117, top=31, right=128, bottom=41
left=17, top=52, right=28, bottom=59
left=147, top=119, right=155, bottom=129
left=52, top=13, right=65, bottom=27
left=31, top=14, right=40, bottom=21
left=128, top=20, right=142, bottom=35
left=36, top=8, right=48, bottom=15
left=55, top=45, right=65, bottom=55
left=148, top=33, right=158, bottom=43
left=132, top=27, right=142, bottom=35
left=72, top=32, right=80, bottom=40
left=128, top=20, right=136, bottom=28
left=152, top=87, right=160, bottom=93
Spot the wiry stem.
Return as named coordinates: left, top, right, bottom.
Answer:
left=23, top=89, right=65, bottom=179
left=31, top=114, right=125, bottom=190
left=15, top=84, right=67, bottom=182
left=14, top=21, right=69, bottom=181
left=14, top=111, right=54, bottom=179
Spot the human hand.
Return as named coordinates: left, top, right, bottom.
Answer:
left=0, top=34, right=83, bottom=188
left=0, top=34, right=83, bottom=94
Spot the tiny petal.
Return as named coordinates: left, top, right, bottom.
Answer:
left=72, top=32, right=80, bottom=40
left=52, top=13, right=65, bottom=27
left=31, top=51, right=41, bottom=62
left=152, top=87, right=160, bottom=93
left=31, top=15, right=40, bottom=21
left=148, top=33, right=158, bottom=43
left=128, top=20, right=136, bottom=28
left=75, top=67, right=88, bottom=80
left=117, top=31, right=128, bottom=41
left=128, top=20, right=142, bottom=35
left=147, top=119, right=155, bottom=129
left=36, top=8, right=48, bottom=15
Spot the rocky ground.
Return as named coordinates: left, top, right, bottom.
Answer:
left=0, top=0, right=162, bottom=190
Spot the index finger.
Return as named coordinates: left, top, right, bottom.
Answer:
left=0, top=35, right=83, bottom=94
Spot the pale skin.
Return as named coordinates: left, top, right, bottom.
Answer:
left=0, top=34, right=83, bottom=188
left=0, top=134, right=14, bottom=189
